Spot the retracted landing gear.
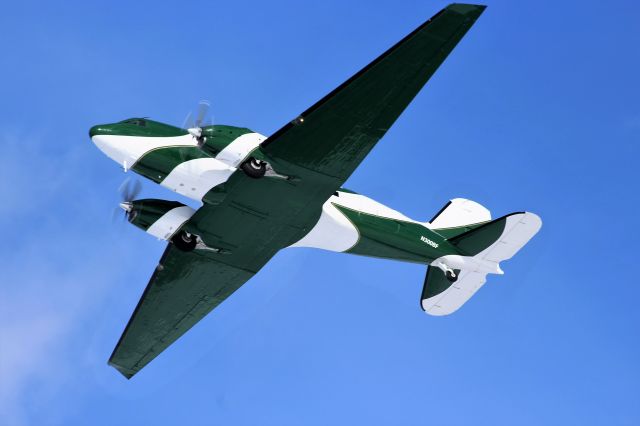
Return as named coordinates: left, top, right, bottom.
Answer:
left=445, top=269, right=457, bottom=283
left=172, top=231, right=231, bottom=254
left=240, top=157, right=291, bottom=180
left=172, top=231, right=197, bottom=252
left=435, top=261, right=458, bottom=283
left=240, top=157, right=266, bottom=179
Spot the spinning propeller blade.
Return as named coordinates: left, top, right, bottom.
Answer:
left=194, top=100, right=210, bottom=128
left=113, top=178, right=142, bottom=223
left=184, top=100, right=212, bottom=140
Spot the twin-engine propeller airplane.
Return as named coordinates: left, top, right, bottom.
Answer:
left=90, top=3, right=541, bottom=379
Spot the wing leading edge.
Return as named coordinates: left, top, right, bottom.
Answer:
left=262, top=3, right=486, bottom=182
left=108, top=3, right=487, bottom=378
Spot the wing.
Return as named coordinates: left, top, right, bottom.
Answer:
left=262, top=3, right=486, bottom=182
left=109, top=4, right=486, bottom=377
left=108, top=244, right=255, bottom=378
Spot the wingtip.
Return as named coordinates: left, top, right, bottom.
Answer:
left=524, top=211, right=543, bottom=232
left=108, top=360, right=136, bottom=380
left=446, top=3, right=488, bottom=15
left=421, top=298, right=456, bottom=316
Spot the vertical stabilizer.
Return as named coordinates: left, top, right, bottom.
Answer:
left=428, top=198, right=491, bottom=239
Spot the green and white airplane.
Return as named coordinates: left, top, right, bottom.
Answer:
left=90, top=3, right=541, bottom=379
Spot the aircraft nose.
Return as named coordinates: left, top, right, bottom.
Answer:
left=89, top=123, right=128, bottom=166
left=89, top=124, right=112, bottom=138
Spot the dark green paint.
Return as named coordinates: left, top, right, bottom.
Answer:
left=449, top=214, right=512, bottom=256
left=334, top=205, right=459, bottom=264
left=127, top=199, right=186, bottom=232
left=431, top=221, right=489, bottom=239
left=192, top=169, right=333, bottom=272
left=199, top=125, right=254, bottom=157
left=132, top=146, right=211, bottom=183
left=114, top=125, right=256, bottom=183
left=108, top=3, right=487, bottom=378
left=421, top=266, right=460, bottom=301
left=108, top=245, right=254, bottom=378
left=418, top=214, right=514, bottom=305
left=262, top=4, right=485, bottom=181
left=90, top=118, right=188, bottom=138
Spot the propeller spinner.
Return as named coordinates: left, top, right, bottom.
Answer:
left=184, top=100, right=211, bottom=141
left=115, top=178, right=142, bottom=222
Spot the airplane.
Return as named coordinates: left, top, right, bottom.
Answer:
left=89, top=3, right=541, bottom=379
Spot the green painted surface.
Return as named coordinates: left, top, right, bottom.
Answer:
left=89, top=118, right=188, bottom=138
left=449, top=214, right=512, bottom=256
left=127, top=199, right=186, bottom=232
left=262, top=4, right=486, bottom=181
left=132, top=146, right=211, bottom=183
left=199, top=125, right=254, bottom=156
left=334, top=205, right=459, bottom=264
left=421, top=266, right=460, bottom=301
left=193, top=170, right=334, bottom=272
left=108, top=4, right=487, bottom=378
left=431, top=221, right=490, bottom=239
left=110, top=167, right=344, bottom=378
left=126, top=125, right=256, bottom=183
left=108, top=245, right=254, bottom=378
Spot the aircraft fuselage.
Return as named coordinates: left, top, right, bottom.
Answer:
left=90, top=119, right=466, bottom=265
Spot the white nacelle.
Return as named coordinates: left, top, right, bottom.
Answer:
left=146, top=206, right=196, bottom=241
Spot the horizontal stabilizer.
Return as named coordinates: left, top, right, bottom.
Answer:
left=421, top=267, right=487, bottom=316
left=422, top=212, right=542, bottom=316
left=450, top=212, right=542, bottom=258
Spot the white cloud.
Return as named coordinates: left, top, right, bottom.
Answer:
left=0, top=131, right=135, bottom=425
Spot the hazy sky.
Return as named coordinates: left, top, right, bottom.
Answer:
left=1, top=0, right=639, bottom=425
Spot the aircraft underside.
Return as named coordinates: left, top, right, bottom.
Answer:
left=88, top=3, right=542, bottom=379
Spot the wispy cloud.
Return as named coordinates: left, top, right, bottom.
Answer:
left=0, top=131, right=135, bottom=425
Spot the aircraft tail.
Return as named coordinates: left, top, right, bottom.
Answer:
left=427, top=198, right=492, bottom=238
left=422, top=210, right=542, bottom=316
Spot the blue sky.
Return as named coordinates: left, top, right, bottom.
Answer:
left=1, top=0, right=639, bottom=425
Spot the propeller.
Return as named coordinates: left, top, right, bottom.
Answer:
left=183, top=100, right=211, bottom=141
left=113, top=178, right=142, bottom=222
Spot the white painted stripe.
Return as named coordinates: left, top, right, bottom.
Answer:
left=481, top=213, right=542, bottom=262
left=429, top=198, right=491, bottom=229
left=93, top=131, right=267, bottom=202
left=92, top=133, right=266, bottom=200
left=159, top=132, right=266, bottom=200
left=146, top=206, right=196, bottom=240
left=290, top=198, right=359, bottom=252
left=422, top=212, right=542, bottom=316
left=215, top=132, right=265, bottom=167
left=289, top=191, right=424, bottom=252
left=160, top=157, right=235, bottom=200
left=422, top=269, right=487, bottom=316
left=332, top=192, right=417, bottom=224
left=91, top=134, right=196, bottom=168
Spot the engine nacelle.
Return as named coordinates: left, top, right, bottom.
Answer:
left=199, top=125, right=255, bottom=157
left=126, top=199, right=195, bottom=241
left=198, top=125, right=267, bottom=169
